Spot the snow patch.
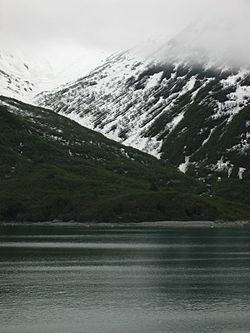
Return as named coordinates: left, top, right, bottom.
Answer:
left=145, top=72, right=163, bottom=90
left=179, top=156, right=190, bottom=174
left=238, top=167, right=246, bottom=180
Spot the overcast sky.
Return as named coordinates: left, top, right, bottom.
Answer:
left=0, top=0, right=249, bottom=77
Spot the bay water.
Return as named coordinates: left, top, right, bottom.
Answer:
left=1, top=225, right=250, bottom=333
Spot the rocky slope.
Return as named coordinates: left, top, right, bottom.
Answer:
left=37, top=29, right=250, bottom=184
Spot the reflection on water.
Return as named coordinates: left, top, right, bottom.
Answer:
left=1, top=225, right=250, bottom=333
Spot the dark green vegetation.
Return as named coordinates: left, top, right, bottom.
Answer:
left=1, top=96, right=249, bottom=222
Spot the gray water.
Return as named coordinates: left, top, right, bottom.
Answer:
left=1, top=225, right=250, bottom=333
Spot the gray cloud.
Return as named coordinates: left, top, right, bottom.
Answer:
left=1, top=0, right=250, bottom=72
left=1, top=0, right=248, bottom=50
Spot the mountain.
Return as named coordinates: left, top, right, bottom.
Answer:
left=0, top=48, right=59, bottom=103
left=1, top=22, right=250, bottom=221
left=37, top=28, right=250, bottom=187
left=0, top=50, right=36, bottom=102
left=3, top=95, right=242, bottom=222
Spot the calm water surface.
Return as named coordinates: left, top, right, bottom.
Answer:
left=1, top=225, right=250, bottom=333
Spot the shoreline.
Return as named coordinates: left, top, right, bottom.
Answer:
left=0, top=220, right=250, bottom=228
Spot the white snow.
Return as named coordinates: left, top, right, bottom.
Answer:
left=179, top=156, right=190, bottom=174
left=228, top=165, right=234, bottom=178
left=214, top=70, right=250, bottom=123
left=124, top=135, right=162, bottom=159
left=61, top=110, right=95, bottom=130
left=182, top=76, right=196, bottom=93
left=214, top=157, right=232, bottom=173
left=202, top=127, right=216, bottom=146
left=145, top=72, right=163, bottom=90
left=238, top=167, right=246, bottom=180
left=165, top=112, right=185, bottom=134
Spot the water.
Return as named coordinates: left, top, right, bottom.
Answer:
left=1, top=225, right=250, bottom=333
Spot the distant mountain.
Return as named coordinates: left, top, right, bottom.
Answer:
left=0, top=48, right=60, bottom=103
left=0, top=50, right=36, bottom=102
left=3, top=95, right=241, bottom=222
left=37, top=27, right=250, bottom=185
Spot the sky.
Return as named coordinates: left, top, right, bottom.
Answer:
left=0, top=0, right=249, bottom=80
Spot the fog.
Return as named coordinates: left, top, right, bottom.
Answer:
left=0, top=0, right=250, bottom=71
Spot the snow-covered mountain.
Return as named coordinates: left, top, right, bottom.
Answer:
left=37, top=29, right=250, bottom=182
left=0, top=50, right=36, bottom=102
left=0, top=48, right=60, bottom=103
left=1, top=20, right=249, bottom=183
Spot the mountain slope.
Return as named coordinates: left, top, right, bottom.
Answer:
left=0, top=49, right=60, bottom=103
left=0, top=50, right=36, bottom=102
left=2, top=96, right=241, bottom=222
left=37, top=34, right=250, bottom=184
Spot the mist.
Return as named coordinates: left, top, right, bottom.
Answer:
left=0, top=0, right=250, bottom=70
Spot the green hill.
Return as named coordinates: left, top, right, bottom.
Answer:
left=0, top=96, right=249, bottom=222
